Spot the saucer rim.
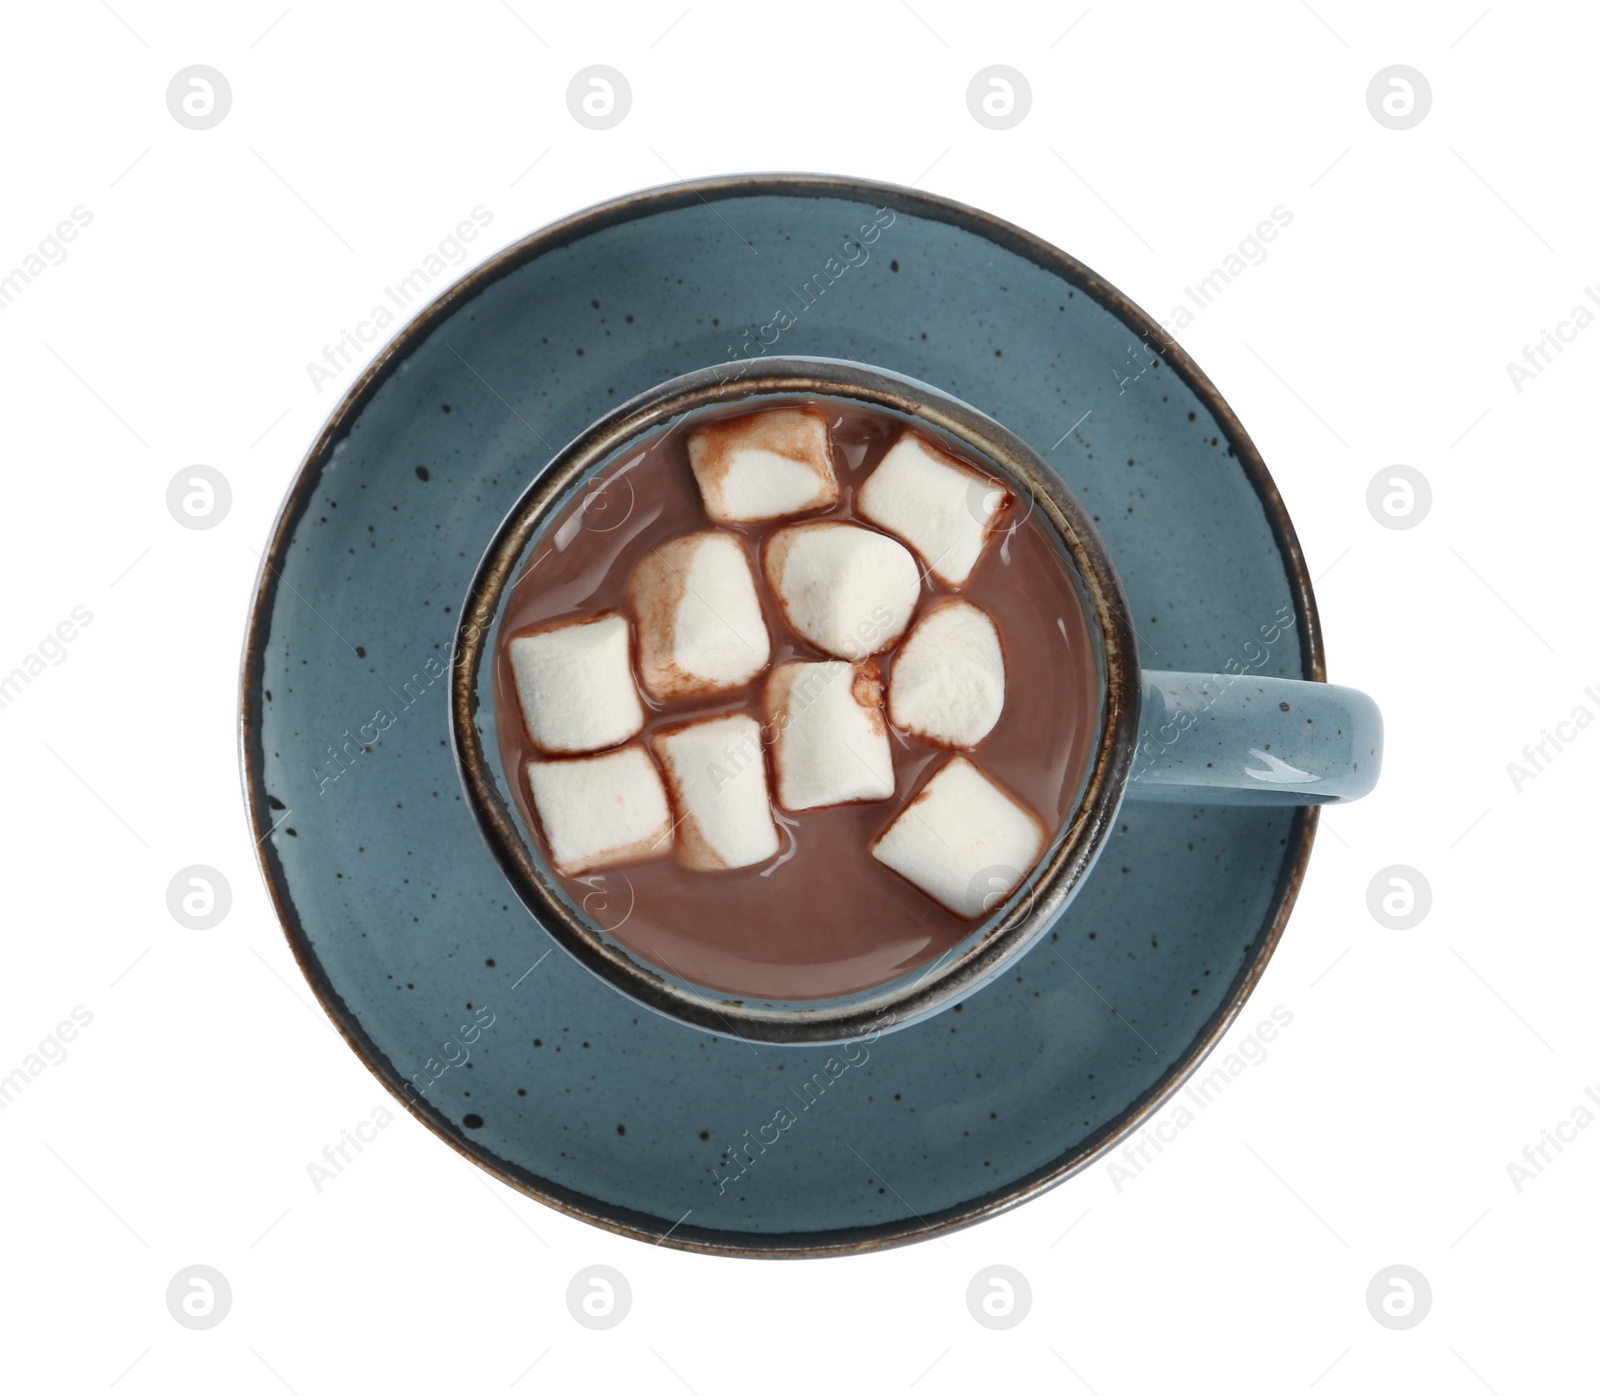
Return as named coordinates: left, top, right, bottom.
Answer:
left=239, top=172, right=1323, bottom=1257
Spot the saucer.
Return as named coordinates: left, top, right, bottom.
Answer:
left=242, top=175, right=1321, bottom=1255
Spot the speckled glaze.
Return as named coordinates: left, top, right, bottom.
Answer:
left=243, top=175, right=1331, bottom=1255
left=1133, top=670, right=1381, bottom=805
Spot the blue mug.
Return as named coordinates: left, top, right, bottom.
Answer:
left=450, top=356, right=1380, bottom=1044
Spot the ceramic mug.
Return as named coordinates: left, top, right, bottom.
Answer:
left=450, top=356, right=1381, bottom=1044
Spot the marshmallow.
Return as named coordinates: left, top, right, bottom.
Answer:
left=652, top=713, right=779, bottom=871
left=763, top=522, right=920, bottom=659
left=686, top=406, right=841, bottom=524
left=871, top=757, right=1046, bottom=918
left=629, top=530, right=770, bottom=700
left=508, top=612, right=644, bottom=755
left=888, top=600, right=1006, bottom=747
left=526, top=744, right=673, bottom=876
left=856, top=432, right=1009, bottom=586
left=766, top=660, right=895, bottom=811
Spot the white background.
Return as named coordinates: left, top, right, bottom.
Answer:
left=1, top=1, right=1594, bottom=1391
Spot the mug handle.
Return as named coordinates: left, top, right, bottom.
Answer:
left=1124, top=670, right=1382, bottom=806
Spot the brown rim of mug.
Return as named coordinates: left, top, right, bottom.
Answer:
left=239, top=173, right=1324, bottom=1257
left=450, top=357, right=1140, bottom=1044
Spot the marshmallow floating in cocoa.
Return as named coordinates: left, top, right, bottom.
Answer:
left=766, top=659, right=895, bottom=811
left=762, top=521, right=920, bottom=660
left=856, top=431, right=1008, bottom=586
left=888, top=599, right=1006, bottom=748
left=526, top=744, right=673, bottom=876
left=629, top=530, right=770, bottom=701
left=686, top=406, right=840, bottom=524
left=871, top=756, right=1045, bottom=918
left=652, top=713, right=780, bottom=871
left=509, top=611, right=644, bottom=755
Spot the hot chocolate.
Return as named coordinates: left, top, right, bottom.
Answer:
left=491, top=400, right=1100, bottom=1001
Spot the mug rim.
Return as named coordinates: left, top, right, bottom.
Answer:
left=449, top=355, right=1142, bottom=1044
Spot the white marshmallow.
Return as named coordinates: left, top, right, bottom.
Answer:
left=509, top=612, right=644, bottom=755
left=871, top=757, right=1046, bottom=918
left=763, top=522, right=920, bottom=659
left=629, top=531, right=770, bottom=700
left=686, top=406, right=840, bottom=524
left=888, top=600, right=1006, bottom=747
left=526, top=744, right=672, bottom=876
left=652, top=713, right=779, bottom=870
left=856, top=431, right=1008, bottom=586
left=766, top=660, right=895, bottom=811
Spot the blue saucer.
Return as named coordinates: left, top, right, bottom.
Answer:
left=242, top=175, right=1321, bottom=1255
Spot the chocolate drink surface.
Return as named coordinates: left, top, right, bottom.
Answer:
left=493, top=400, right=1101, bottom=1001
